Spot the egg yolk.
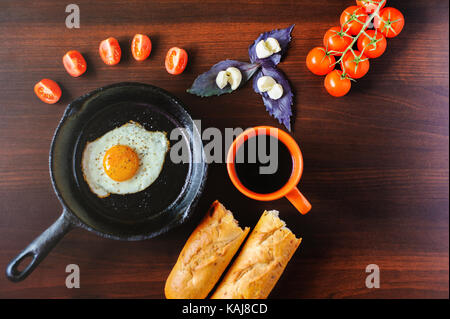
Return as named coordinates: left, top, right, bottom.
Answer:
left=103, top=145, right=140, bottom=182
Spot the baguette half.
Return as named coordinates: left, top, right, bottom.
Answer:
left=211, top=210, right=301, bottom=299
left=165, top=200, right=250, bottom=299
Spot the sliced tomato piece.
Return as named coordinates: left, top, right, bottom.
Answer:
left=63, top=50, right=87, bottom=77
left=132, top=34, right=152, bottom=61
left=165, top=47, right=188, bottom=75
left=34, top=79, right=61, bottom=104
left=99, top=37, right=121, bottom=65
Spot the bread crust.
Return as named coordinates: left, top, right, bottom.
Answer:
left=164, top=200, right=250, bottom=299
left=211, top=210, right=301, bottom=299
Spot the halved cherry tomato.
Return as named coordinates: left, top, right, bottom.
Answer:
left=374, top=7, right=405, bottom=38
left=165, top=47, right=188, bottom=75
left=357, top=30, right=387, bottom=58
left=62, top=50, right=87, bottom=77
left=340, top=6, right=368, bottom=36
left=34, top=79, right=61, bottom=104
left=306, top=47, right=336, bottom=76
left=324, top=70, right=351, bottom=97
left=323, top=26, right=353, bottom=56
left=341, top=50, right=370, bottom=79
left=132, top=34, right=152, bottom=61
left=356, top=0, right=385, bottom=14
left=99, top=37, right=121, bottom=65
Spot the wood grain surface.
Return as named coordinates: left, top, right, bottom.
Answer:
left=0, top=0, right=448, bottom=299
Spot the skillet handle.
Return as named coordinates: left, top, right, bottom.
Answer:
left=6, top=210, right=74, bottom=282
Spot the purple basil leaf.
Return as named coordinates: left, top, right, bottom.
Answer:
left=249, top=24, right=295, bottom=65
left=253, top=65, right=294, bottom=131
left=187, top=60, right=260, bottom=97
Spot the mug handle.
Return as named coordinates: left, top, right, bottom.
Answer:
left=285, top=187, right=311, bottom=215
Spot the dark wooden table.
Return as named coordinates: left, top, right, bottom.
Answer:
left=0, top=0, right=448, bottom=299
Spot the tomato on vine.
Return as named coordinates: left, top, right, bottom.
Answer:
left=324, top=70, right=351, bottom=97
left=357, top=30, right=387, bottom=58
left=306, top=0, right=404, bottom=97
left=374, top=7, right=405, bottom=38
left=340, top=6, right=368, bottom=36
left=306, top=47, right=336, bottom=76
left=356, top=0, right=385, bottom=14
left=323, top=27, right=353, bottom=56
left=341, top=50, right=370, bottom=79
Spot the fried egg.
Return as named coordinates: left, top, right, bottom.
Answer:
left=82, top=121, right=169, bottom=198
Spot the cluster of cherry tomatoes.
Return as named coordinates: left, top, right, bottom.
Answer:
left=34, top=34, right=188, bottom=104
left=306, top=0, right=404, bottom=97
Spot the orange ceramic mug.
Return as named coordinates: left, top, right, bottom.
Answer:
left=226, top=126, right=311, bottom=215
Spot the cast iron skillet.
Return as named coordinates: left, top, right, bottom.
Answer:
left=6, top=82, right=207, bottom=282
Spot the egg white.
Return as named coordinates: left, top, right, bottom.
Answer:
left=82, top=121, right=169, bottom=198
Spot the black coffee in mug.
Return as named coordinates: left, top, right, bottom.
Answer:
left=234, top=135, right=293, bottom=194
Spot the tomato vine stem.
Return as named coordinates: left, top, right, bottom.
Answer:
left=335, top=0, right=386, bottom=76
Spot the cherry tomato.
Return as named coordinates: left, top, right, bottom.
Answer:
left=341, top=50, right=370, bottom=79
left=356, top=0, right=385, bottom=14
left=99, top=37, right=121, bottom=65
left=306, top=47, right=336, bottom=76
left=357, top=30, right=387, bottom=58
left=324, top=70, right=351, bottom=97
left=340, top=6, right=368, bottom=36
left=374, top=7, right=405, bottom=38
left=62, top=50, right=87, bottom=77
left=34, top=79, right=62, bottom=104
left=323, top=26, right=353, bottom=56
left=131, top=34, right=152, bottom=61
left=165, top=47, right=188, bottom=75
